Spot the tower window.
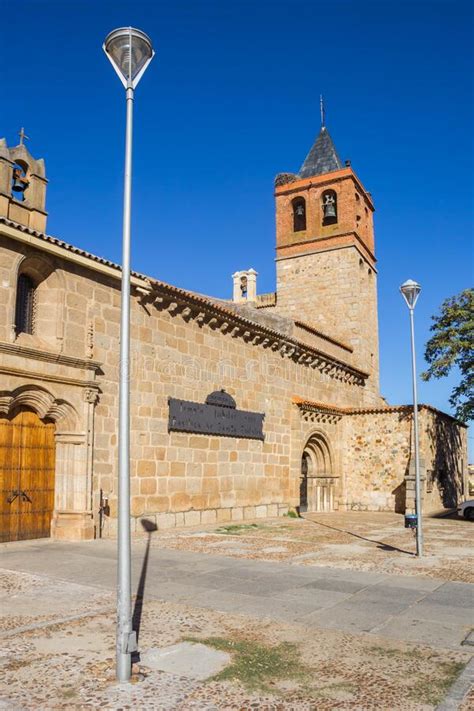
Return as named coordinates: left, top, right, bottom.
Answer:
left=15, top=274, right=36, bottom=335
left=322, top=190, right=337, bottom=226
left=292, top=197, right=306, bottom=232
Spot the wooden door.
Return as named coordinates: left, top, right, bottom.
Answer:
left=314, top=481, right=334, bottom=512
left=0, top=410, right=55, bottom=542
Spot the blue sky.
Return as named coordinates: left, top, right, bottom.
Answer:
left=1, top=1, right=473, bottom=446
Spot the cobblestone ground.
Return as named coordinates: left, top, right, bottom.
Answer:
left=0, top=569, right=471, bottom=711
left=1, top=512, right=472, bottom=709
left=154, top=512, right=474, bottom=583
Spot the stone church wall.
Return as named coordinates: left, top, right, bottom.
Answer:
left=342, top=408, right=466, bottom=514
left=276, top=246, right=380, bottom=401
left=0, top=235, right=372, bottom=537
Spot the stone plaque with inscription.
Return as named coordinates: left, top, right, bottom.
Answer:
left=168, top=390, right=265, bottom=440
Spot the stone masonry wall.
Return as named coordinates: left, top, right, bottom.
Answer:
left=276, top=247, right=380, bottom=402
left=0, top=235, right=371, bottom=537
left=342, top=409, right=466, bottom=514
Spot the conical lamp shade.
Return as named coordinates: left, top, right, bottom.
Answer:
left=104, top=27, right=154, bottom=88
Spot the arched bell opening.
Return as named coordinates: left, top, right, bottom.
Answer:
left=300, top=432, right=337, bottom=513
left=321, top=189, right=337, bottom=226
left=11, top=159, right=29, bottom=202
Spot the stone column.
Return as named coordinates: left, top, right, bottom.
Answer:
left=246, top=269, right=258, bottom=302
left=50, top=389, right=98, bottom=540
left=232, top=271, right=245, bottom=302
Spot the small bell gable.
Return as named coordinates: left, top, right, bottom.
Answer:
left=0, top=132, right=48, bottom=233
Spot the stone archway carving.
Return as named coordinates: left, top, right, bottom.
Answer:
left=0, top=384, right=77, bottom=431
left=300, top=430, right=338, bottom=512
left=0, top=384, right=95, bottom=540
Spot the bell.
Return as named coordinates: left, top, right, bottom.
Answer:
left=12, top=169, right=27, bottom=193
left=295, top=204, right=305, bottom=217
left=324, top=202, right=336, bottom=218
left=12, top=177, right=26, bottom=192
left=323, top=195, right=336, bottom=219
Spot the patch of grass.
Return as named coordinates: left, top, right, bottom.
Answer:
left=215, top=523, right=261, bottom=535
left=185, top=636, right=308, bottom=693
left=407, top=661, right=465, bottom=706
left=368, top=645, right=418, bottom=659
left=60, top=686, right=78, bottom=699
left=284, top=509, right=299, bottom=519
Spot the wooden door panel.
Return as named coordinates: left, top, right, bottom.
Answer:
left=0, top=418, right=22, bottom=542
left=0, top=410, right=55, bottom=542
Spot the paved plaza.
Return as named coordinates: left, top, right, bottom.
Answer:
left=1, top=513, right=473, bottom=709
left=2, top=536, right=473, bottom=649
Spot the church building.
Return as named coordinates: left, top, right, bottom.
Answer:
left=0, top=124, right=467, bottom=542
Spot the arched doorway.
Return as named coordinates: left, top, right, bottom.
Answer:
left=300, top=432, right=336, bottom=512
left=0, top=409, right=56, bottom=542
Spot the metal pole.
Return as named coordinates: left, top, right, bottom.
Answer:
left=117, top=83, right=134, bottom=682
left=409, top=306, right=423, bottom=557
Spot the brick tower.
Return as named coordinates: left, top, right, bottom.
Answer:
left=274, top=123, right=380, bottom=393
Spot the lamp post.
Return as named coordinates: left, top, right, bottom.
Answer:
left=400, top=279, right=423, bottom=558
left=103, top=26, right=154, bottom=683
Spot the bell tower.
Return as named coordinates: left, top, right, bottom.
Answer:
left=0, top=132, right=48, bottom=233
left=274, top=122, right=380, bottom=392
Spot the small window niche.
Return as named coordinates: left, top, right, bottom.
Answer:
left=11, top=160, right=29, bottom=202
left=292, top=197, right=306, bottom=232
left=15, top=273, right=36, bottom=335
left=322, top=189, right=337, bottom=226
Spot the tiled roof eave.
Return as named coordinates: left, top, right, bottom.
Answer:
left=146, top=279, right=369, bottom=385
left=292, top=397, right=467, bottom=426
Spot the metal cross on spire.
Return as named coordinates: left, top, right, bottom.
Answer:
left=18, top=127, right=29, bottom=146
left=320, top=95, right=326, bottom=129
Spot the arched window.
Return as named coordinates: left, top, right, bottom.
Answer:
left=15, top=274, right=36, bottom=335
left=292, top=197, right=306, bottom=232
left=322, top=190, right=337, bottom=226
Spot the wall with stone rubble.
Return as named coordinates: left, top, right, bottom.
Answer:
left=342, top=409, right=467, bottom=513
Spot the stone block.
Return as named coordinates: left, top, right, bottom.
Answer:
left=255, top=505, right=267, bottom=518
left=170, top=492, right=191, bottom=510
left=184, top=510, right=201, bottom=527
left=157, top=513, right=176, bottom=530
left=243, top=505, right=256, bottom=520
left=266, top=504, right=278, bottom=518
left=216, top=508, right=232, bottom=522
left=170, top=461, right=186, bottom=477
left=231, top=507, right=244, bottom=521
left=201, top=509, right=217, bottom=524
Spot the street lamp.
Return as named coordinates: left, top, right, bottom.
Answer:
left=400, top=279, right=423, bottom=557
left=103, top=27, right=154, bottom=683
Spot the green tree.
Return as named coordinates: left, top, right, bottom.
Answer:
left=422, top=288, right=474, bottom=422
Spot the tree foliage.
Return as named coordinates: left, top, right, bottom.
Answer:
left=422, top=288, right=474, bottom=422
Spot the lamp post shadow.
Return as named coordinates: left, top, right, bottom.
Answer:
left=132, top=517, right=158, bottom=662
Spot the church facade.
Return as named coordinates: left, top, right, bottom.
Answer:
left=0, top=127, right=467, bottom=542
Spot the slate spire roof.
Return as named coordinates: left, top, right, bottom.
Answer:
left=299, top=126, right=343, bottom=179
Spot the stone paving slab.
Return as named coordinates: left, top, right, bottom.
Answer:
left=140, top=642, right=231, bottom=680
left=374, top=614, right=470, bottom=649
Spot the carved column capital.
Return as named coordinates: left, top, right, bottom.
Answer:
left=83, top=388, right=99, bottom=405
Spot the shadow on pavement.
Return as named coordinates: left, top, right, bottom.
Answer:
left=132, top=517, right=158, bottom=661
left=303, top=516, right=413, bottom=556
